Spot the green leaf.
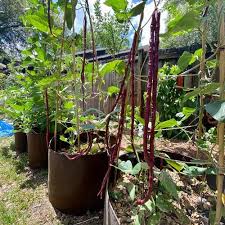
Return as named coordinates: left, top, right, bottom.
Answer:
left=182, top=107, right=196, bottom=117
left=115, top=12, right=131, bottom=23
left=183, top=82, right=220, bottom=102
left=118, top=160, right=133, bottom=174
left=163, top=10, right=200, bottom=36
left=65, top=4, right=73, bottom=30
left=205, top=101, right=225, bottom=122
left=38, top=75, right=58, bottom=88
left=144, top=199, right=155, bottom=212
left=25, top=15, right=49, bottom=33
left=127, top=183, right=136, bottom=201
left=132, top=162, right=142, bottom=175
left=64, top=101, right=74, bottom=109
left=147, top=213, right=161, bottom=225
left=107, top=86, right=120, bottom=97
left=104, top=0, right=128, bottom=12
left=130, top=2, right=145, bottom=17
left=159, top=170, right=178, bottom=199
left=155, top=119, right=178, bottom=130
left=133, top=214, right=141, bottom=225
left=177, top=51, right=193, bottom=71
left=166, top=159, right=185, bottom=172
left=156, top=194, right=172, bottom=213
left=183, top=166, right=208, bottom=176
left=99, top=60, right=125, bottom=77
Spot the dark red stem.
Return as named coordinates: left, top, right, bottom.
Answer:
left=98, top=87, right=127, bottom=198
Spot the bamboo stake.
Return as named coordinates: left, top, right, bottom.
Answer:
left=214, top=0, right=225, bottom=224
left=198, top=15, right=207, bottom=138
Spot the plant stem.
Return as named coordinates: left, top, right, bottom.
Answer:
left=214, top=0, right=225, bottom=224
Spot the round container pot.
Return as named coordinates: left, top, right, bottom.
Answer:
left=48, top=148, right=109, bottom=214
left=27, top=132, right=48, bottom=169
left=14, top=132, right=27, bottom=154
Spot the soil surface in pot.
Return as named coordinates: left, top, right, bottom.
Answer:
left=109, top=171, right=220, bottom=225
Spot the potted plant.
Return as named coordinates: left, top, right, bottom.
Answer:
left=2, top=85, right=28, bottom=154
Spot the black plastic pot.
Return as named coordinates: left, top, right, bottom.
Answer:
left=48, top=131, right=115, bottom=215
left=14, top=132, right=27, bottom=154
left=27, top=132, right=48, bottom=169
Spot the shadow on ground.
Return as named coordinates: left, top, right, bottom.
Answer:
left=20, top=169, right=48, bottom=189
left=54, top=208, right=103, bottom=225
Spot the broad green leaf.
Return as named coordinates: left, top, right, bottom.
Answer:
left=64, top=101, right=74, bottom=109
left=99, top=60, right=125, bottom=76
left=166, top=159, right=185, bottom=172
left=130, top=2, right=145, bottom=17
left=132, top=214, right=141, bottom=225
left=144, top=199, right=155, bottom=212
left=182, top=107, right=196, bottom=117
left=177, top=51, right=193, bottom=71
left=107, top=86, right=120, bottom=97
left=38, top=75, right=58, bottom=88
left=132, top=162, right=142, bottom=175
left=163, top=10, right=200, bottom=36
left=10, top=104, right=24, bottom=112
left=115, top=12, right=131, bottom=22
left=65, top=4, right=73, bottom=30
left=104, top=0, right=128, bottom=12
left=118, top=160, right=133, bottom=174
left=127, top=183, right=136, bottom=201
left=183, top=82, right=220, bottom=102
left=156, top=194, right=172, bottom=213
left=35, top=47, right=46, bottom=61
left=60, top=135, right=68, bottom=142
left=183, top=166, right=208, bottom=176
left=135, top=114, right=144, bottom=125
left=206, top=59, right=217, bottom=69
left=159, top=170, right=178, bottom=199
left=25, top=15, right=49, bottom=33
left=193, top=48, right=203, bottom=59
left=155, top=119, right=177, bottom=130
left=147, top=213, right=161, bottom=225
left=205, top=101, right=225, bottom=122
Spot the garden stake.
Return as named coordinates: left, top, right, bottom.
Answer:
left=214, top=0, right=225, bottom=223
left=47, top=0, right=54, bottom=36
left=54, top=0, right=66, bottom=151
left=85, top=0, right=97, bottom=93
left=137, top=9, right=160, bottom=205
left=81, top=14, right=87, bottom=111
left=198, top=2, right=208, bottom=139
left=44, top=88, right=50, bottom=146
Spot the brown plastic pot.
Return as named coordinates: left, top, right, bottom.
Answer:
left=48, top=148, right=108, bottom=214
left=27, top=132, right=48, bottom=169
left=14, top=132, right=27, bottom=154
left=48, top=131, right=114, bottom=215
left=104, top=191, right=120, bottom=225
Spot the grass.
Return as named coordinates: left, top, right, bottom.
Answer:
left=0, top=137, right=103, bottom=225
left=0, top=137, right=49, bottom=225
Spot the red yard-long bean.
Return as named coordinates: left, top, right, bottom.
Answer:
left=137, top=9, right=160, bottom=205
